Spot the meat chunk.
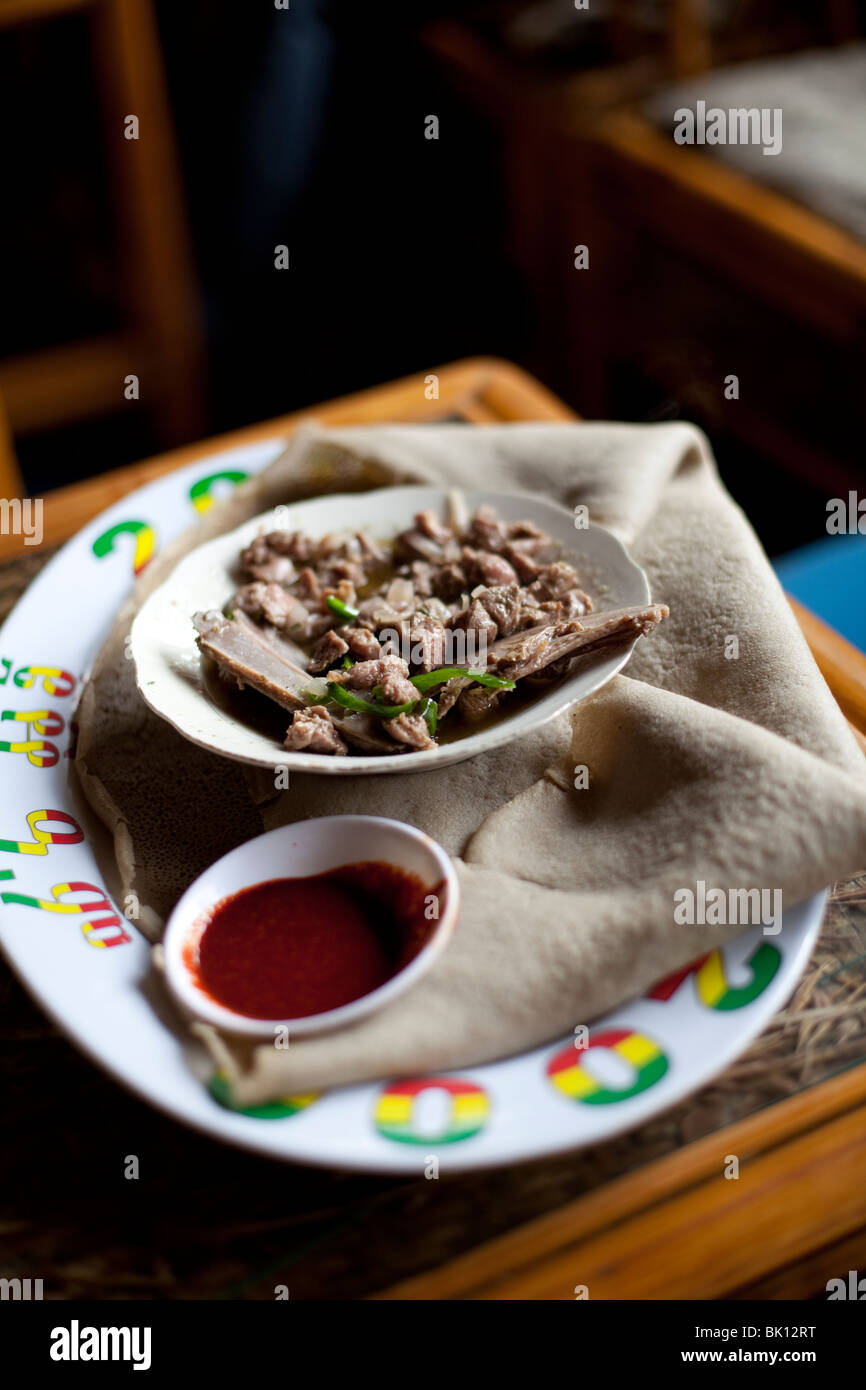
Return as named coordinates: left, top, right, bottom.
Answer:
left=234, top=581, right=308, bottom=632
left=430, top=561, right=467, bottom=601
left=508, top=518, right=547, bottom=540
left=283, top=706, right=347, bottom=755
left=295, top=567, right=322, bottom=603
left=344, top=627, right=382, bottom=662
left=356, top=530, right=387, bottom=563
left=501, top=544, right=543, bottom=583
left=318, top=558, right=366, bottom=589
left=194, top=612, right=309, bottom=710
left=239, top=535, right=297, bottom=585
left=267, top=530, right=317, bottom=560
left=538, top=588, right=593, bottom=622
left=449, top=598, right=498, bottom=654
left=457, top=684, right=507, bottom=721
left=407, top=560, right=436, bottom=597
left=407, top=614, right=449, bottom=672
left=383, top=712, right=436, bottom=750
left=393, top=513, right=460, bottom=564
left=525, top=561, right=585, bottom=603
left=330, top=712, right=406, bottom=754
left=468, top=505, right=509, bottom=553
left=486, top=604, right=669, bottom=681
left=327, top=655, right=417, bottom=706
left=315, top=531, right=363, bottom=563
left=308, top=629, right=350, bottom=674
left=232, top=609, right=311, bottom=668
left=436, top=676, right=473, bottom=719
left=461, top=546, right=519, bottom=588
left=475, top=583, right=523, bottom=637
left=415, top=509, right=455, bottom=545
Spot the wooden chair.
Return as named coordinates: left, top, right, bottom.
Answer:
left=582, top=1, right=866, bottom=477
left=423, top=5, right=866, bottom=477
left=0, top=390, right=25, bottom=501
left=0, top=0, right=206, bottom=449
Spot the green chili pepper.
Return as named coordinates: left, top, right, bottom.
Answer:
left=415, top=696, right=438, bottom=737
left=325, top=595, right=360, bottom=622
left=410, top=667, right=516, bottom=694
left=326, top=683, right=413, bottom=719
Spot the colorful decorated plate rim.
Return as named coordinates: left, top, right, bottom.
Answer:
left=0, top=439, right=827, bottom=1172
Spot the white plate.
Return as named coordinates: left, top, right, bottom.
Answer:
left=131, top=488, right=652, bottom=774
left=0, top=438, right=825, bottom=1171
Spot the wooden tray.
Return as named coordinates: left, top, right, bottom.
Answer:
left=1, top=356, right=864, bottom=1301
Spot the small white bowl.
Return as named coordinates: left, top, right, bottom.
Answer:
left=162, top=815, right=459, bottom=1038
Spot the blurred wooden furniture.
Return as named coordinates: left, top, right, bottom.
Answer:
left=0, top=389, right=25, bottom=500
left=1, top=357, right=864, bottom=1302
left=590, top=1, right=866, bottom=478
left=0, top=0, right=205, bottom=447
left=0, top=356, right=569, bottom=559
left=423, top=8, right=866, bottom=482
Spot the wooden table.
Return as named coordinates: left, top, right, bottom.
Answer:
left=2, top=357, right=865, bottom=1301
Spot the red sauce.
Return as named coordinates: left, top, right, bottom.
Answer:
left=185, top=861, right=443, bottom=1020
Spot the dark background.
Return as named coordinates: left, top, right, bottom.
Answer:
left=2, top=0, right=865, bottom=561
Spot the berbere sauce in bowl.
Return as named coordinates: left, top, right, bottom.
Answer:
left=162, top=816, right=459, bottom=1036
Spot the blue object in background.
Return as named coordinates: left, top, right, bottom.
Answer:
left=773, top=533, right=866, bottom=652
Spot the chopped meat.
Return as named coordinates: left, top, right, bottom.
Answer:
left=318, top=558, right=366, bottom=589
left=393, top=514, right=461, bottom=564
left=356, top=530, right=386, bottom=563
left=525, top=561, right=585, bottom=602
left=540, top=588, right=593, bottom=621
left=383, top=712, right=436, bottom=750
left=449, top=598, right=498, bottom=650
left=501, top=544, right=543, bottom=582
left=315, top=532, right=363, bottom=562
left=194, top=612, right=309, bottom=709
left=406, top=560, right=436, bottom=597
left=344, top=627, right=382, bottom=661
left=393, top=529, right=447, bottom=563
left=198, top=501, right=670, bottom=760
left=234, top=582, right=309, bottom=632
left=430, top=561, right=467, bottom=601
left=475, top=583, right=523, bottom=637
left=516, top=602, right=550, bottom=631
left=468, top=505, right=509, bottom=553
left=327, top=655, right=417, bottom=706
left=487, top=604, right=669, bottom=680
left=267, top=530, right=316, bottom=560
left=407, top=614, right=449, bottom=672
left=239, top=535, right=297, bottom=584
left=504, top=534, right=558, bottom=561
left=457, top=684, right=506, bottom=721
left=436, top=676, right=473, bottom=719
left=232, top=610, right=310, bottom=668
left=283, top=706, right=347, bottom=755
left=508, top=518, right=546, bottom=540
left=331, top=712, right=406, bottom=754
left=415, top=509, right=455, bottom=545
left=295, top=568, right=322, bottom=603
left=308, top=629, right=350, bottom=673
left=461, top=546, right=519, bottom=588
